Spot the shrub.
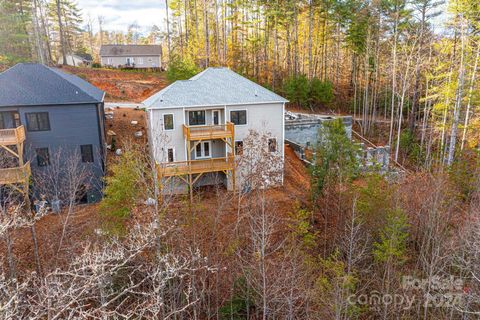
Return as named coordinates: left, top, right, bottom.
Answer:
left=283, top=75, right=334, bottom=109
left=310, top=118, right=361, bottom=198
left=283, top=75, right=310, bottom=108
left=309, top=78, right=333, bottom=106
left=167, top=55, right=200, bottom=81
left=100, top=149, right=144, bottom=234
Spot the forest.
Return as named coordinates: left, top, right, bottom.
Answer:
left=1, top=0, right=480, bottom=319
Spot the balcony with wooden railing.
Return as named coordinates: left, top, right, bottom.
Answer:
left=183, top=122, right=234, bottom=141
left=0, top=162, right=30, bottom=185
left=0, top=125, right=26, bottom=146
left=158, top=155, right=235, bottom=177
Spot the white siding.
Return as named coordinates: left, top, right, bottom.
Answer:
left=100, top=55, right=161, bottom=68
left=149, top=102, right=284, bottom=191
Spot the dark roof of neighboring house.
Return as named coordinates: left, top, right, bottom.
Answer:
left=74, top=53, right=93, bottom=61
left=0, top=63, right=104, bottom=107
left=100, top=44, right=162, bottom=57
left=143, top=67, right=288, bottom=109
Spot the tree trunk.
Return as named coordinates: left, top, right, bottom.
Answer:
left=56, top=0, right=67, bottom=65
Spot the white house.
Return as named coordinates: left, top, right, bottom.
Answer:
left=100, top=45, right=162, bottom=69
left=57, top=53, right=93, bottom=67
left=143, top=67, right=288, bottom=195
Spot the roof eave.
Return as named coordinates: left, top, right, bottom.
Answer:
left=0, top=100, right=103, bottom=108
left=145, top=100, right=289, bottom=110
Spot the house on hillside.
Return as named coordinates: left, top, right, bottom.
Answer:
left=57, top=53, right=93, bottom=67
left=143, top=67, right=288, bottom=195
left=100, top=45, right=162, bottom=69
left=0, top=63, right=106, bottom=204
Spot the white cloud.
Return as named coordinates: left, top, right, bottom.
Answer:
left=78, top=0, right=167, bottom=33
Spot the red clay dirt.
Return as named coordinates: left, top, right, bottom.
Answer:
left=2, top=145, right=311, bottom=275
left=59, top=66, right=169, bottom=102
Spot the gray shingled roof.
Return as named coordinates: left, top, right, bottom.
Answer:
left=100, top=45, right=162, bottom=56
left=143, top=68, right=288, bottom=109
left=0, top=63, right=104, bottom=107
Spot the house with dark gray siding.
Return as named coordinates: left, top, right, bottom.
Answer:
left=0, top=63, right=106, bottom=203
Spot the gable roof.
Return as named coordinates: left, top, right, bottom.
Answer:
left=0, top=63, right=104, bottom=107
left=74, top=53, right=93, bottom=61
left=100, top=45, right=162, bottom=57
left=143, top=67, right=288, bottom=109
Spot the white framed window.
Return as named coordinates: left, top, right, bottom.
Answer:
left=234, top=140, right=243, bottom=155
left=188, top=110, right=206, bottom=126
left=230, top=110, right=247, bottom=125
left=166, top=147, right=175, bottom=162
left=138, top=57, right=144, bottom=65
left=163, top=113, right=174, bottom=130
left=268, top=138, right=277, bottom=153
left=107, top=57, right=112, bottom=65
left=212, top=110, right=221, bottom=125
left=195, top=141, right=211, bottom=159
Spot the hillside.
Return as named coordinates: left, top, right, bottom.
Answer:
left=59, top=66, right=169, bottom=102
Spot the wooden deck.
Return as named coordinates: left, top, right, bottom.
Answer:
left=0, top=162, right=30, bottom=185
left=183, top=122, right=234, bottom=141
left=158, top=156, right=234, bottom=177
left=0, top=126, right=26, bottom=145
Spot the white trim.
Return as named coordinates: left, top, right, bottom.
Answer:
left=194, top=140, right=212, bottom=159
left=282, top=102, right=285, bottom=160
left=166, top=147, right=176, bottom=162
left=182, top=107, right=186, bottom=161
left=212, top=109, right=221, bottom=125
left=146, top=101, right=288, bottom=110
left=229, top=109, right=248, bottom=126
left=162, top=113, right=175, bottom=131
left=234, top=140, right=244, bottom=156
left=224, top=105, right=228, bottom=158
left=187, top=109, right=207, bottom=126
left=267, top=137, right=278, bottom=153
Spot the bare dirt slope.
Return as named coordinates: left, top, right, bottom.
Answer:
left=3, top=146, right=311, bottom=275
left=105, top=108, right=147, bottom=150
left=59, top=66, right=169, bottom=102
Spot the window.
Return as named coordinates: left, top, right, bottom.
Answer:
left=230, top=110, right=247, bottom=125
left=189, top=110, right=206, bottom=126
left=138, top=57, right=144, bottom=65
left=0, top=112, right=21, bottom=129
left=167, top=148, right=175, bottom=162
left=163, top=114, right=174, bottom=130
left=36, top=148, right=50, bottom=167
left=235, top=141, right=243, bottom=155
left=195, top=141, right=211, bottom=158
left=107, top=58, right=112, bottom=65
left=212, top=110, right=220, bottom=125
left=268, top=138, right=277, bottom=153
left=80, top=144, right=94, bottom=163
left=26, top=112, right=50, bottom=131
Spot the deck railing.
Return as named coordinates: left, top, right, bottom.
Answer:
left=183, top=122, right=234, bottom=140
left=158, top=156, right=235, bottom=177
left=0, top=125, right=26, bottom=145
left=0, top=162, right=30, bottom=185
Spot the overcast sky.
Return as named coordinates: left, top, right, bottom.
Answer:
left=77, top=0, right=167, bottom=33
left=77, top=0, right=448, bottom=35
